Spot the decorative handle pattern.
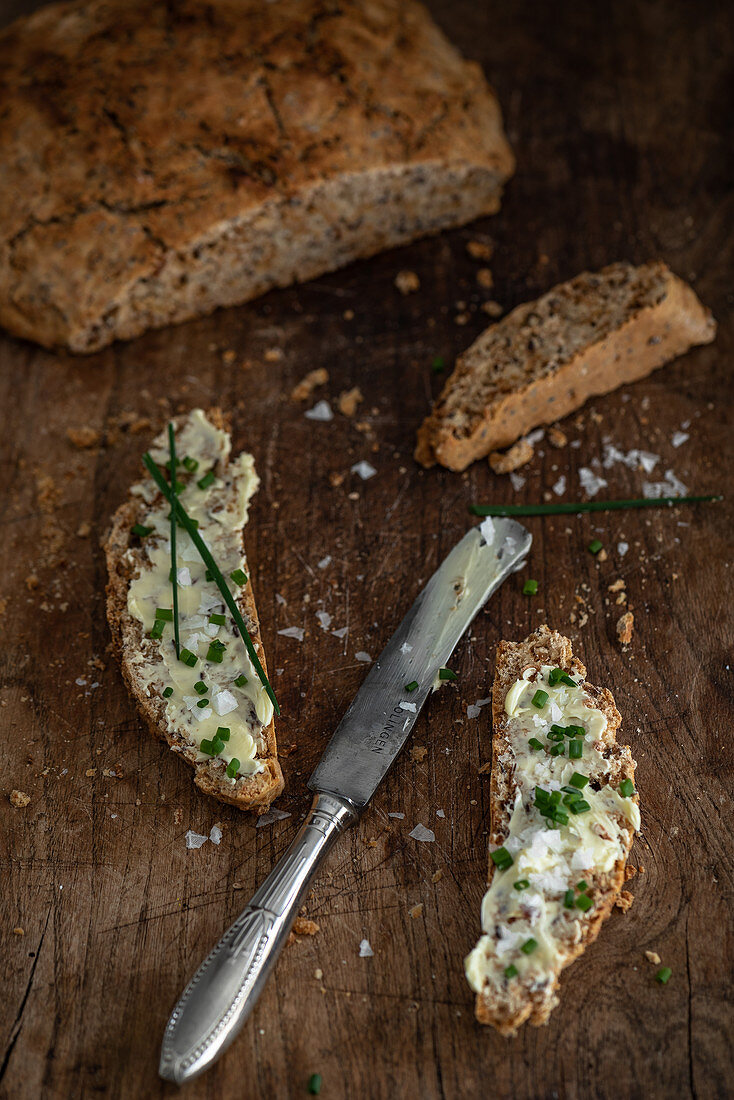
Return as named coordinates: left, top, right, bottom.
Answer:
left=159, top=791, right=356, bottom=1085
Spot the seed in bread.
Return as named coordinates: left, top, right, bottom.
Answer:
left=465, top=626, right=640, bottom=1034
left=0, top=0, right=514, bottom=353
left=416, top=261, right=716, bottom=471
left=104, top=409, right=283, bottom=813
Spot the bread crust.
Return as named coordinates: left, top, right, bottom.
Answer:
left=475, top=626, right=637, bottom=1034
left=0, top=0, right=513, bottom=352
left=416, top=261, right=716, bottom=471
left=104, top=408, right=284, bottom=813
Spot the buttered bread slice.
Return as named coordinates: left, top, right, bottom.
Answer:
left=105, top=409, right=283, bottom=813
left=465, top=626, right=639, bottom=1033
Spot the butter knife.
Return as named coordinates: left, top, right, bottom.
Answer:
left=159, top=518, right=531, bottom=1084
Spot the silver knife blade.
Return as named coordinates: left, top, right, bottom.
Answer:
left=309, top=517, right=531, bottom=808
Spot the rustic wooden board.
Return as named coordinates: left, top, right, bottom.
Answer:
left=0, top=1, right=732, bottom=1098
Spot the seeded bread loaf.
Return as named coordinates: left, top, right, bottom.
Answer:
left=105, top=409, right=283, bottom=813
left=0, top=0, right=514, bottom=353
left=416, top=261, right=716, bottom=470
left=465, top=626, right=639, bottom=1034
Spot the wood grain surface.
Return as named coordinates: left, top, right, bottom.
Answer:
left=1, top=2, right=732, bottom=1098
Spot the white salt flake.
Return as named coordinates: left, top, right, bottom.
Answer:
left=388, top=812, right=405, bottom=819
left=185, top=830, right=208, bottom=850
left=409, top=823, right=435, bottom=843
left=304, top=400, right=333, bottom=422
left=579, top=467, right=608, bottom=497
left=359, top=939, right=374, bottom=957
left=571, top=847, right=596, bottom=870
left=509, top=472, right=526, bottom=491
left=75, top=677, right=87, bottom=686
left=278, top=626, right=305, bottom=641
left=209, top=825, right=223, bottom=845
left=436, top=809, right=445, bottom=819
left=317, top=555, right=332, bottom=569
left=642, top=470, right=688, bottom=499
left=399, top=701, right=417, bottom=713
left=525, top=428, right=545, bottom=445
left=466, top=697, right=491, bottom=720
left=316, top=610, right=332, bottom=631
left=351, top=460, right=377, bottom=480
left=400, top=642, right=413, bottom=655
left=479, top=516, right=495, bottom=546
left=275, top=593, right=287, bottom=606
left=212, top=689, right=238, bottom=716
left=256, top=808, right=292, bottom=827
left=177, top=567, right=192, bottom=586
left=331, top=626, right=349, bottom=639
left=617, top=541, right=629, bottom=557
left=355, top=651, right=371, bottom=663
left=552, top=475, right=566, bottom=496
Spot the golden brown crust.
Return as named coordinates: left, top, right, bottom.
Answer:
left=103, top=408, right=284, bottom=814
left=476, top=625, right=637, bottom=1033
left=0, top=0, right=513, bottom=352
left=417, top=261, right=716, bottom=471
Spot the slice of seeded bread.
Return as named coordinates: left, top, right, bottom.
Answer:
left=104, top=409, right=283, bottom=813
left=416, top=261, right=716, bottom=470
left=474, top=625, right=638, bottom=1033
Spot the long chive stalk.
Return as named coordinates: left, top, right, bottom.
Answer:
left=470, top=494, right=721, bottom=518
left=142, top=451, right=280, bottom=716
left=168, top=425, right=181, bottom=659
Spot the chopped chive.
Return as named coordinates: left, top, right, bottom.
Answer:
left=513, top=879, right=530, bottom=891
left=523, top=579, right=539, bottom=595
left=547, top=729, right=565, bottom=742
left=196, top=698, right=210, bottom=709
left=531, top=689, right=548, bottom=709
left=575, top=893, right=593, bottom=912
left=207, top=640, right=226, bottom=663
left=162, top=686, right=173, bottom=698
left=179, top=648, right=197, bottom=667
left=548, top=668, right=562, bottom=686
left=550, top=743, right=565, bottom=756
left=405, top=681, right=419, bottom=692
left=528, top=737, right=545, bottom=751
left=230, top=568, right=248, bottom=586
left=550, top=791, right=562, bottom=806
left=167, top=424, right=182, bottom=660
left=469, top=495, right=723, bottom=518
left=570, top=772, right=589, bottom=789
left=197, top=470, right=216, bottom=490
left=226, top=758, right=240, bottom=779
left=216, top=727, right=230, bottom=742
left=588, top=538, right=603, bottom=555
left=431, top=355, right=446, bottom=373
left=131, top=523, right=154, bottom=537
left=656, top=967, right=672, bottom=985
left=490, top=847, right=514, bottom=871
left=308, top=1074, right=323, bottom=1096
left=143, top=449, right=280, bottom=714
left=576, top=881, right=588, bottom=891
left=234, top=674, right=248, bottom=688
left=569, top=799, right=590, bottom=814
left=193, top=681, right=208, bottom=695
left=520, top=938, right=538, bottom=955
left=563, top=889, right=575, bottom=908
left=504, top=964, right=518, bottom=979
left=208, top=613, right=226, bottom=626
left=199, top=739, right=216, bottom=756
left=183, top=455, right=199, bottom=472
left=619, top=778, right=635, bottom=797
left=155, top=608, right=174, bottom=621
left=553, top=809, right=569, bottom=825
left=149, top=619, right=165, bottom=640
left=438, top=667, right=458, bottom=682
left=569, top=739, right=583, bottom=759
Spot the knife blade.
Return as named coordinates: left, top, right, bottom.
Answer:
left=159, top=518, right=531, bottom=1084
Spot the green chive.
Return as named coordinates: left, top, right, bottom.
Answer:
left=569, top=799, right=590, bottom=814
left=575, top=893, right=593, bottom=912
left=183, top=456, right=199, bottom=472
left=216, top=727, right=230, bottom=742
left=656, top=967, right=672, bottom=985
left=155, top=608, right=174, bottom=621
left=207, top=640, right=226, bottom=664
left=520, top=938, right=537, bottom=955
left=226, top=758, right=240, bottom=779
left=167, top=425, right=182, bottom=660
left=438, top=668, right=458, bottom=682
left=552, top=809, right=569, bottom=826
left=550, top=743, right=565, bottom=756
left=563, top=889, right=575, bottom=908
left=570, top=772, right=589, bottom=789
left=208, top=613, right=226, bottom=626
left=576, top=881, right=588, bottom=891
left=523, top=579, right=538, bottom=595
left=513, top=879, right=530, bottom=891
left=193, top=680, right=207, bottom=695
left=588, top=539, right=603, bottom=555
left=179, top=648, right=197, bottom=667
left=234, top=674, right=248, bottom=688
left=199, top=739, right=216, bottom=755
left=230, top=568, right=247, bottom=586
left=131, top=523, right=154, bottom=537
left=528, top=737, right=545, bottom=751
left=531, top=689, right=548, bottom=709
left=469, top=495, right=722, bottom=518
left=308, top=1074, right=323, bottom=1096
left=431, top=355, right=445, bottom=373
left=405, top=681, right=419, bottom=693
left=197, top=470, right=216, bottom=490
left=547, top=729, right=565, bottom=742
left=196, top=698, right=209, bottom=709
left=504, top=964, right=518, bottom=979
left=149, top=619, right=165, bottom=640
left=619, top=778, right=635, bottom=797
left=162, top=686, right=173, bottom=698
left=548, top=668, right=577, bottom=687
left=490, top=847, right=514, bottom=871
left=569, top=739, right=583, bottom=759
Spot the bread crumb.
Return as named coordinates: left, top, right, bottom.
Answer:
left=481, top=300, right=504, bottom=318
left=67, top=426, right=101, bottom=449
left=222, top=349, right=237, bottom=366
left=597, top=548, right=608, bottom=562
left=645, top=950, right=661, bottom=965
left=291, top=368, right=329, bottom=402
left=12, top=927, right=24, bottom=936
left=337, top=387, right=363, bottom=418
left=343, top=309, right=354, bottom=321
left=25, top=574, right=40, bottom=591
left=76, top=521, right=91, bottom=538
left=615, top=890, right=634, bottom=912
left=547, top=426, right=568, bottom=448
left=264, top=347, right=283, bottom=363
left=394, top=270, right=420, bottom=295
left=431, top=870, right=444, bottom=884
left=409, top=904, right=424, bottom=919
left=454, top=312, right=470, bottom=325
left=9, top=790, right=30, bottom=808
left=85, top=768, right=97, bottom=778
left=476, top=268, right=493, bottom=289
left=329, top=471, right=345, bottom=488
left=617, top=611, right=634, bottom=645
left=314, top=968, right=323, bottom=980
left=293, top=917, right=320, bottom=936
left=467, top=239, right=493, bottom=262
left=489, top=438, right=534, bottom=474
left=608, top=579, right=626, bottom=592
left=410, top=745, right=428, bottom=763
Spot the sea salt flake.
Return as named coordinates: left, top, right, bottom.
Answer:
left=579, top=467, right=608, bottom=497
left=552, top=475, right=567, bottom=496
left=409, top=823, right=435, bottom=843
left=672, top=430, right=690, bottom=448
left=177, top=567, right=192, bottom=586
left=399, top=701, right=417, bottom=713
left=642, top=470, right=688, bottom=499
left=359, top=939, right=374, bottom=957
left=256, top=808, right=292, bottom=827
left=400, top=642, right=413, bottom=655
left=304, top=400, right=333, bottom=422
left=275, top=593, right=287, bottom=606
left=316, top=610, right=332, bottom=631
left=185, top=830, right=208, bottom=849
left=525, top=428, right=545, bottom=445
left=509, top=472, right=526, bottom=491
left=436, top=809, right=445, bottom=819
left=355, top=651, right=371, bottom=663
left=617, top=541, right=629, bottom=557
left=209, top=825, right=223, bottom=845
left=479, top=517, right=495, bottom=546
left=351, top=460, right=377, bottom=480
left=317, top=555, right=332, bottom=569
left=212, top=689, right=238, bottom=716
left=331, top=626, right=349, bottom=639
left=75, top=677, right=87, bottom=686
left=278, top=626, right=304, bottom=641
left=388, top=812, right=405, bottom=819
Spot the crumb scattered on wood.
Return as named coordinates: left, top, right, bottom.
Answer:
left=76, top=521, right=91, bottom=538
left=290, top=368, right=329, bottom=402
left=394, top=270, right=420, bottom=295
left=264, top=347, right=283, bottom=363
left=409, top=904, right=424, bottom=919
left=489, top=438, right=534, bottom=474
left=481, top=300, right=503, bottom=318
left=597, top=548, right=608, bottom=562
left=12, top=927, right=24, bottom=936
left=9, top=790, right=30, bottom=808
left=617, top=611, right=634, bottom=645
left=431, top=870, right=443, bottom=884
left=476, top=268, right=493, bottom=289
left=608, top=579, right=626, bottom=592
left=222, top=349, right=237, bottom=366
left=314, top=968, right=323, bottom=980
left=645, top=950, right=661, bottom=965
left=337, top=387, right=363, bottom=418
left=615, top=890, right=634, bottom=912
left=293, top=917, right=320, bottom=937
left=547, top=426, right=568, bottom=448
left=466, top=239, right=493, bottom=261
left=67, top=426, right=101, bottom=449
left=410, top=745, right=428, bottom=763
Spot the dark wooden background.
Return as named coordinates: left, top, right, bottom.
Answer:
left=1, top=2, right=732, bottom=1098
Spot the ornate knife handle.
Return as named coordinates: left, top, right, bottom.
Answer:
left=159, top=791, right=357, bottom=1085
